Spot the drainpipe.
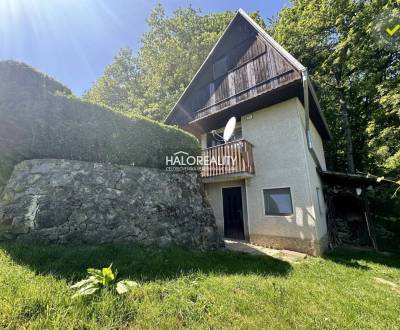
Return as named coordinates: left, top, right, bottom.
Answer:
left=302, top=70, right=322, bottom=170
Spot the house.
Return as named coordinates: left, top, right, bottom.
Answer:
left=165, top=9, right=333, bottom=256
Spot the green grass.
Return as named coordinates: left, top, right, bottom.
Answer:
left=0, top=243, right=399, bottom=329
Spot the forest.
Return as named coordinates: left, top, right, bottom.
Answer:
left=84, top=0, right=400, bottom=235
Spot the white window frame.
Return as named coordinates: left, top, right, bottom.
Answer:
left=261, top=186, right=294, bottom=217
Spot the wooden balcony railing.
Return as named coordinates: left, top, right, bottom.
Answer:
left=201, top=139, right=255, bottom=178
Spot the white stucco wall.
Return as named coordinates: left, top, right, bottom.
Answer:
left=240, top=98, right=327, bottom=242
left=201, top=97, right=328, bottom=249
left=295, top=99, right=328, bottom=239
left=200, top=134, right=207, bottom=149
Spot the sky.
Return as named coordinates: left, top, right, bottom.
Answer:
left=0, top=0, right=290, bottom=96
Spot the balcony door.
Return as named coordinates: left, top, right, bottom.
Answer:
left=222, top=187, right=245, bottom=240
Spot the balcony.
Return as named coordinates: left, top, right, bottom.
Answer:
left=201, top=139, right=255, bottom=180
left=190, top=45, right=299, bottom=123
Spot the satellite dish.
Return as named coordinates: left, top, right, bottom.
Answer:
left=223, top=117, right=236, bottom=142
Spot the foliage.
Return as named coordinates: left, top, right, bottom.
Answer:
left=83, top=48, right=141, bottom=113
left=0, top=61, right=200, bottom=192
left=0, top=60, right=72, bottom=95
left=367, top=80, right=400, bottom=176
left=272, top=0, right=400, bottom=221
left=71, top=264, right=138, bottom=297
left=375, top=175, right=400, bottom=198
left=86, top=2, right=399, bottom=184
left=84, top=5, right=266, bottom=121
left=272, top=0, right=399, bottom=175
left=0, top=243, right=399, bottom=328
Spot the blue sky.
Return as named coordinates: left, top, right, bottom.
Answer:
left=0, top=0, right=290, bottom=95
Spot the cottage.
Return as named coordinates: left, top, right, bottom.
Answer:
left=165, top=9, right=332, bottom=256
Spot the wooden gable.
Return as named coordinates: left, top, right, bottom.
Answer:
left=165, top=9, right=330, bottom=140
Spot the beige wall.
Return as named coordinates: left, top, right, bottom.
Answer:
left=295, top=98, right=328, bottom=240
left=200, top=134, right=207, bottom=149
left=201, top=97, right=328, bottom=254
left=241, top=99, right=320, bottom=241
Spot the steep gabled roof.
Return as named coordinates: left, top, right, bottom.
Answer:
left=165, top=8, right=331, bottom=140
left=237, top=9, right=305, bottom=72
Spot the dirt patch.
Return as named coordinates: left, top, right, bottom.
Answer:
left=224, top=239, right=308, bottom=263
left=374, top=277, right=400, bottom=294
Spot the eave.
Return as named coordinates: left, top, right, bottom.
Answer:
left=165, top=8, right=332, bottom=141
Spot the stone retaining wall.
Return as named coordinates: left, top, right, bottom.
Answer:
left=0, top=159, right=222, bottom=249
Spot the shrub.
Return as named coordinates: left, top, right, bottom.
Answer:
left=0, top=61, right=200, bottom=191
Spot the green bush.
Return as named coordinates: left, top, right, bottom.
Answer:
left=0, top=61, right=199, bottom=191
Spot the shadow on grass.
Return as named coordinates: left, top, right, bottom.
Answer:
left=325, top=246, right=400, bottom=270
left=0, top=242, right=292, bottom=282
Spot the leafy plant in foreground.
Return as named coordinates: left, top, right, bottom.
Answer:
left=70, top=264, right=138, bottom=297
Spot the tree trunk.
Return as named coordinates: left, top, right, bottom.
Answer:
left=335, top=71, right=355, bottom=173
left=339, top=94, right=355, bottom=173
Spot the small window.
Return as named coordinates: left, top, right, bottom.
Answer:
left=213, top=56, right=227, bottom=80
left=263, top=188, right=293, bottom=216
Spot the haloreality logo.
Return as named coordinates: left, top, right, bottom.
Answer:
left=165, top=151, right=236, bottom=172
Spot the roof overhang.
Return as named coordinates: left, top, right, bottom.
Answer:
left=164, top=8, right=306, bottom=126
left=183, top=79, right=331, bottom=140
left=165, top=8, right=332, bottom=141
left=318, top=170, right=380, bottom=188
left=186, top=79, right=300, bottom=135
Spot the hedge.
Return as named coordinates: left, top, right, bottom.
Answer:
left=0, top=61, right=200, bottom=191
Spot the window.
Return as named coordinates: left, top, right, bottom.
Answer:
left=263, top=188, right=293, bottom=216
left=213, top=56, right=227, bottom=80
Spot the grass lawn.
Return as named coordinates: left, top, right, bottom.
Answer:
left=0, top=243, right=399, bottom=329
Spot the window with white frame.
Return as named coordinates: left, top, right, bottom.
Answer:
left=263, top=188, right=293, bottom=216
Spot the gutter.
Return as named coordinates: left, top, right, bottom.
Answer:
left=302, top=70, right=322, bottom=170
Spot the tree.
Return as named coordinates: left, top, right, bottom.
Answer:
left=272, top=0, right=400, bottom=223
left=84, top=5, right=266, bottom=121
left=272, top=0, right=399, bottom=175
left=84, top=48, right=142, bottom=113
left=367, top=47, right=400, bottom=177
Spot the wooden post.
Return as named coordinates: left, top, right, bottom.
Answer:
left=362, top=188, right=378, bottom=251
